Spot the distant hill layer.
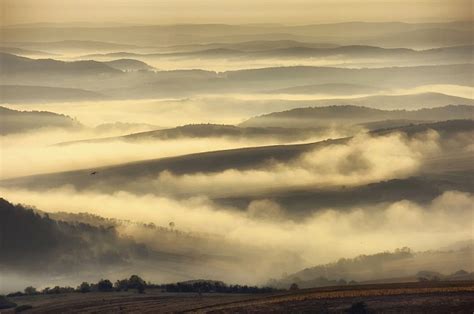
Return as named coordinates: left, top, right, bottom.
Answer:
left=2, top=120, right=472, bottom=193
left=290, top=93, right=474, bottom=110
left=85, top=45, right=473, bottom=64
left=56, top=124, right=328, bottom=146
left=216, top=168, right=474, bottom=217
left=2, top=22, right=471, bottom=48
left=269, top=247, right=473, bottom=289
left=264, top=83, right=382, bottom=96
left=240, top=105, right=474, bottom=128
left=0, top=106, right=81, bottom=134
left=0, top=52, right=121, bottom=76
left=103, top=59, right=154, bottom=71
left=0, top=46, right=54, bottom=56
left=0, top=85, right=105, bottom=103
left=1, top=53, right=472, bottom=97
left=2, top=40, right=146, bottom=52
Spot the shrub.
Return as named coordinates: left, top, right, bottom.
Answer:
left=128, top=275, right=146, bottom=293
left=78, top=282, right=91, bottom=293
left=23, top=287, right=37, bottom=295
left=97, top=279, right=113, bottom=292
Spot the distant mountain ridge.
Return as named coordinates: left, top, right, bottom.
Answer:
left=1, top=22, right=472, bottom=48
left=0, top=85, right=105, bottom=103
left=0, top=106, right=81, bottom=134
left=240, top=105, right=474, bottom=128
left=55, top=124, right=327, bottom=146
left=81, top=44, right=473, bottom=63
left=0, top=52, right=121, bottom=76
left=1, top=53, right=472, bottom=98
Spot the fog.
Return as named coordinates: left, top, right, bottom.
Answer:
left=0, top=186, right=471, bottom=284
left=147, top=132, right=440, bottom=197
left=0, top=127, right=343, bottom=178
left=1, top=13, right=473, bottom=299
left=1, top=121, right=470, bottom=293
left=4, top=85, right=472, bottom=129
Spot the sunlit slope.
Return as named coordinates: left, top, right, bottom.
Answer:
left=2, top=120, right=472, bottom=197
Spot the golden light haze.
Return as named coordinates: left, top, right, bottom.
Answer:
left=2, top=0, right=472, bottom=25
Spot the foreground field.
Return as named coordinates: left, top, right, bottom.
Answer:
left=5, top=281, right=474, bottom=313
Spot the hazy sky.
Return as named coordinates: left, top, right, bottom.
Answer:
left=2, top=0, right=472, bottom=26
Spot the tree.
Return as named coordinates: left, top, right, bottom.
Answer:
left=289, top=283, right=299, bottom=291
left=128, top=275, right=146, bottom=293
left=114, top=279, right=129, bottom=292
left=78, top=282, right=91, bottom=293
left=97, top=279, right=113, bottom=292
left=24, top=286, right=37, bottom=295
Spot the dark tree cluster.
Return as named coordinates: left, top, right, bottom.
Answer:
left=0, top=198, right=149, bottom=272
left=156, top=281, right=276, bottom=294
left=5, top=276, right=278, bottom=298
left=114, top=275, right=147, bottom=293
left=5, top=275, right=147, bottom=298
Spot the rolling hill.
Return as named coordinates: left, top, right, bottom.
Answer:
left=255, top=93, right=474, bottom=111
left=2, top=22, right=472, bottom=48
left=264, top=83, right=382, bottom=95
left=2, top=120, right=472, bottom=194
left=0, top=53, right=120, bottom=75
left=3, top=40, right=147, bottom=53
left=82, top=45, right=473, bottom=65
left=216, top=169, right=474, bottom=216
left=103, top=59, right=155, bottom=71
left=1, top=53, right=472, bottom=97
left=0, top=85, right=106, bottom=103
left=104, top=64, right=474, bottom=99
left=269, top=247, right=474, bottom=289
left=0, top=46, right=54, bottom=57
left=0, top=106, right=81, bottom=134
left=55, top=124, right=327, bottom=146
left=240, top=105, right=474, bottom=128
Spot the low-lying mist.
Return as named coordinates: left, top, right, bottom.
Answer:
left=0, top=127, right=343, bottom=178
left=148, top=131, right=441, bottom=198
left=0, top=187, right=472, bottom=286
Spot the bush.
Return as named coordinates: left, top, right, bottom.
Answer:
left=128, top=275, right=146, bottom=294
left=78, top=282, right=91, bottom=293
left=97, top=279, right=113, bottom=292
left=114, top=279, right=129, bottom=291
left=24, top=287, right=37, bottom=295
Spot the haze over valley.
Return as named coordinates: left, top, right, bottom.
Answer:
left=0, top=2, right=473, bottom=311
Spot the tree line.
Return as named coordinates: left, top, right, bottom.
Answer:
left=5, top=275, right=277, bottom=298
